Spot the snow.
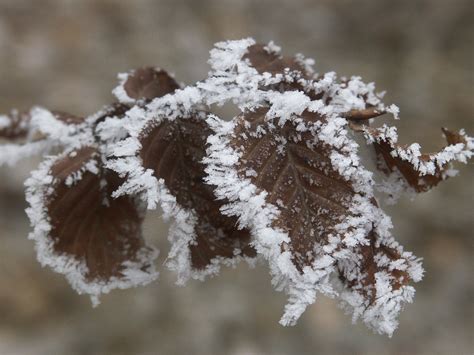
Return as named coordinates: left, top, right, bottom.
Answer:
left=263, top=40, right=281, bottom=54
left=266, top=91, right=311, bottom=126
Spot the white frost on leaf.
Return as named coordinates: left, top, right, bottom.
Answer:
left=204, top=83, right=423, bottom=336
left=361, top=124, right=474, bottom=177
left=105, top=100, right=255, bottom=283
left=24, top=149, right=159, bottom=305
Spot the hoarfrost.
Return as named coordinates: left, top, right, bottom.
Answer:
left=1, top=37, right=471, bottom=337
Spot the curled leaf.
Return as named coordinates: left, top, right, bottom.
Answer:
left=351, top=122, right=474, bottom=192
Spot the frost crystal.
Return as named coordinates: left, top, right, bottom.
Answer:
left=0, top=38, right=472, bottom=336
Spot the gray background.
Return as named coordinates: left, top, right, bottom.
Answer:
left=0, top=1, right=473, bottom=354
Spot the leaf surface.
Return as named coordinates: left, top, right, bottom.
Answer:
left=26, top=146, right=158, bottom=301
left=230, top=108, right=353, bottom=270
left=119, top=67, right=180, bottom=103
left=139, top=114, right=255, bottom=274
left=205, top=107, right=422, bottom=333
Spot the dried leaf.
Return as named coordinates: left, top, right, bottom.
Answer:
left=351, top=122, right=474, bottom=192
left=205, top=106, right=422, bottom=335
left=51, top=111, right=85, bottom=125
left=138, top=114, right=255, bottom=278
left=0, top=108, right=89, bottom=167
left=231, top=108, right=353, bottom=270
left=244, top=44, right=307, bottom=77
left=25, top=146, right=158, bottom=303
left=0, top=109, right=85, bottom=141
left=114, top=67, right=180, bottom=104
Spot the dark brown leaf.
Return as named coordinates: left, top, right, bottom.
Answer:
left=51, top=111, right=85, bottom=125
left=123, top=67, right=180, bottom=101
left=0, top=109, right=87, bottom=141
left=244, top=44, right=307, bottom=77
left=243, top=44, right=316, bottom=96
left=351, top=122, right=473, bottom=192
left=342, top=107, right=386, bottom=121
left=139, top=114, right=255, bottom=271
left=207, top=106, right=422, bottom=330
left=338, top=229, right=409, bottom=304
left=230, top=107, right=353, bottom=270
left=45, top=146, right=155, bottom=283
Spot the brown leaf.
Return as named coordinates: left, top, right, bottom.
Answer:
left=51, top=111, right=85, bottom=125
left=0, top=109, right=87, bottom=141
left=44, top=147, right=156, bottom=284
left=243, top=44, right=315, bottom=96
left=351, top=122, right=473, bottom=192
left=123, top=67, right=180, bottom=101
left=338, top=229, right=409, bottom=304
left=139, top=114, right=255, bottom=271
left=207, top=107, right=422, bottom=330
left=230, top=107, right=354, bottom=270
left=244, top=44, right=307, bottom=77
left=342, top=107, right=386, bottom=121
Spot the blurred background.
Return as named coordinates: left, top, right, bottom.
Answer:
left=0, top=1, right=472, bottom=354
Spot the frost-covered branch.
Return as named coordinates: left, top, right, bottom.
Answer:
left=0, top=38, right=472, bottom=337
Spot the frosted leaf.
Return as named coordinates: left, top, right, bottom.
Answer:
left=351, top=122, right=474, bottom=192
left=204, top=106, right=422, bottom=335
left=200, top=39, right=318, bottom=110
left=110, top=111, right=256, bottom=283
left=108, top=67, right=256, bottom=280
left=25, top=146, right=158, bottom=303
left=243, top=43, right=310, bottom=77
left=0, top=108, right=84, bottom=141
left=337, top=227, right=422, bottom=336
left=113, top=67, right=180, bottom=104
left=228, top=108, right=354, bottom=271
